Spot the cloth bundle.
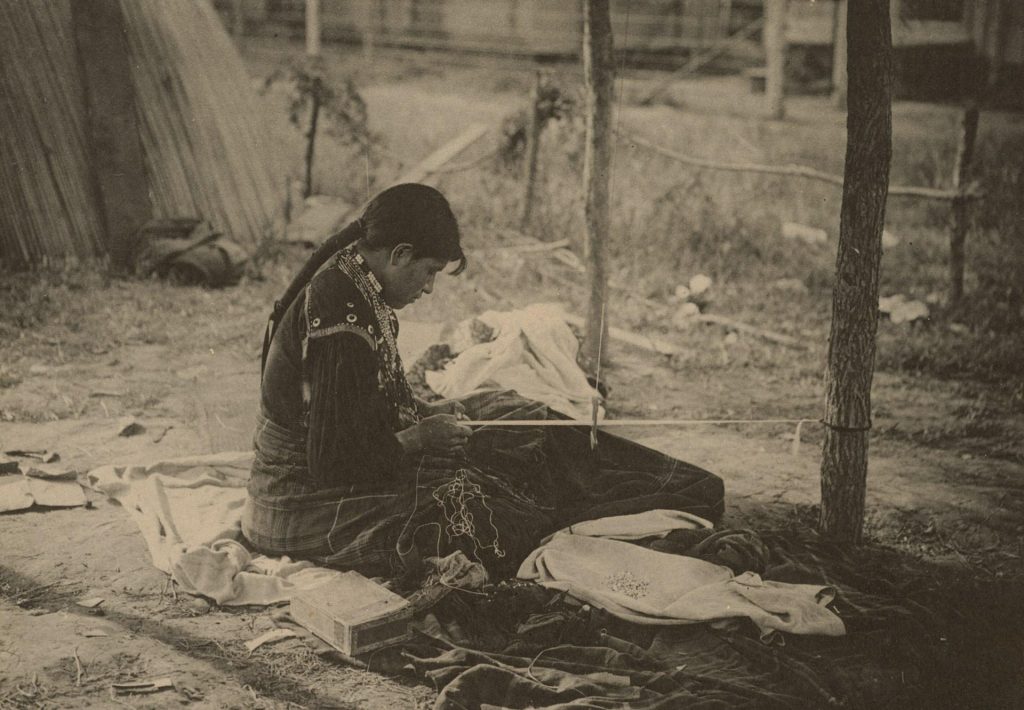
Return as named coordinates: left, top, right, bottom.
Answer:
left=518, top=510, right=845, bottom=638
left=425, top=303, right=604, bottom=421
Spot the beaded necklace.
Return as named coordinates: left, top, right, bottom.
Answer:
left=335, top=245, right=419, bottom=429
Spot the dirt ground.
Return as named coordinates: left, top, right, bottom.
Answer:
left=3, top=41, right=1023, bottom=709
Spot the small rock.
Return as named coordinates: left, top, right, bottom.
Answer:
left=781, top=222, right=827, bottom=245
left=724, top=332, right=739, bottom=345
left=688, top=274, right=713, bottom=296
left=673, top=284, right=691, bottom=301
left=879, top=295, right=929, bottom=324
left=772, top=278, right=808, bottom=293
left=117, top=417, right=145, bottom=437
left=188, top=597, right=211, bottom=613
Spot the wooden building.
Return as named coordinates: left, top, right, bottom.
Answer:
left=786, top=0, right=1023, bottom=101
left=227, top=0, right=763, bottom=58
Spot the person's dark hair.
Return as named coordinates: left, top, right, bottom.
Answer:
left=359, top=183, right=465, bottom=275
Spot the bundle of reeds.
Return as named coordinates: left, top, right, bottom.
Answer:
left=0, top=0, right=284, bottom=270
left=0, top=1, right=106, bottom=268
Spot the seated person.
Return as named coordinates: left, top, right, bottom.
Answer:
left=243, top=183, right=723, bottom=579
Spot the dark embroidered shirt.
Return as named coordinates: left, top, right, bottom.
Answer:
left=255, top=244, right=418, bottom=496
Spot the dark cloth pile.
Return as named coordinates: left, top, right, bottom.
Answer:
left=276, top=527, right=1006, bottom=710
left=398, top=390, right=725, bottom=581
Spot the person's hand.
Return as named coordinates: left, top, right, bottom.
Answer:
left=419, top=398, right=468, bottom=420
left=399, top=414, right=471, bottom=456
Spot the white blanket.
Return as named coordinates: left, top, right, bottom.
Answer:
left=518, top=512, right=845, bottom=638
left=88, top=452, right=342, bottom=606
left=426, top=303, right=604, bottom=421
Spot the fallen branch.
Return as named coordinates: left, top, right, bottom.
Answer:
left=563, top=313, right=679, bottom=356
left=622, top=131, right=983, bottom=203
left=696, top=313, right=805, bottom=348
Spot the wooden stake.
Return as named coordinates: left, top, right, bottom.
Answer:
left=362, top=0, right=377, bottom=64
left=305, top=0, right=321, bottom=57
left=949, top=103, right=980, bottom=306
left=519, top=71, right=545, bottom=231
left=303, top=79, right=321, bottom=200
left=764, top=0, right=788, bottom=120
left=580, top=0, right=614, bottom=375
left=831, top=0, right=848, bottom=110
left=819, top=0, right=893, bottom=543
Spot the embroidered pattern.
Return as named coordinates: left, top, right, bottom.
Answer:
left=335, top=245, right=419, bottom=429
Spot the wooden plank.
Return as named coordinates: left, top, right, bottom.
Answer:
left=307, top=124, right=490, bottom=242
left=563, top=313, right=679, bottom=357
left=72, top=0, right=153, bottom=272
left=393, top=123, right=489, bottom=185
left=639, top=16, right=764, bottom=105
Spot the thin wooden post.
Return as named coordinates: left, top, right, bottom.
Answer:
left=303, top=78, right=322, bottom=199
left=986, top=0, right=1009, bottom=91
left=363, top=0, right=377, bottom=64
left=519, top=71, right=544, bottom=231
left=819, top=0, right=893, bottom=543
left=764, top=0, right=788, bottom=120
left=831, top=0, right=847, bottom=110
left=580, top=0, right=614, bottom=374
left=71, top=0, right=153, bottom=273
left=949, top=102, right=980, bottom=306
left=306, top=0, right=321, bottom=57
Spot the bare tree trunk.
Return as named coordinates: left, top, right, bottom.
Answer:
left=580, top=0, right=614, bottom=374
left=306, top=0, right=321, bottom=57
left=819, top=0, right=893, bottom=543
left=831, top=0, right=847, bottom=110
left=519, top=71, right=544, bottom=231
left=949, top=103, right=979, bottom=306
left=764, top=0, right=787, bottom=120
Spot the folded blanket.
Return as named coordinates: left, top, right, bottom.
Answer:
left=88, top=452, right=343, bottom=606
left=518, top=531, right=845, bottom=637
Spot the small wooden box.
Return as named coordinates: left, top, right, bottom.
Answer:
left=290, top=572, right=412, bottom=657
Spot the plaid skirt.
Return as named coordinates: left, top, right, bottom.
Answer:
left=242, top=390, right=724, bottom=579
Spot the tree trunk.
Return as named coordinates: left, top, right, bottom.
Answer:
left=580, top=0, right=614, bottom=375
left=306, top=0, right=321, bottom=57
left=764, top=0, right=787, bottom=120
left=303, top=83, right=321, bottom=199
left=819, top=0, right=893, bottom=543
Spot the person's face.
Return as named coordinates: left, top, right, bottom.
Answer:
left=381, top=244, right=449, bottom=309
